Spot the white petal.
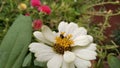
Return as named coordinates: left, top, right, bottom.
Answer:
left=87, top=35, right=93, bottom=42
left=42, top=25, right=55, bottom=43
left=29, top=43, right=43, bottom=53
left=29, top=43, right=56, bottom=62
left=47, top=54, right=62, bottom=68
left=72, top=27, right=87, bottom=39
left=36, top=52, right=55, bottom=62
left=63, top=51, right=76, bottom=63
left=65, top=22, right=78, bottom=34
left=74, top=57, right=91, bottom=68
left=86, top=43, right=97, bottom=51
left=74, top=49, right=97, bottom=60
left=72, top=43, right=97, bottom=52
left=33, top=31, right=53, bottom=45
left=62, top=60, right=69, bottom=68
left=53, top=31, right=58, bottom=37
left=74, top=35, right=93, bottom=46
left=58, top=21, right=68, bottom=32
left=62, top=61, right=75, bottom=68
left=77, top=27, right=87, bottom=35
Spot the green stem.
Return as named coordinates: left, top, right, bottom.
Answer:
left=0, top=1, right=5, bottom=12
left=84, top=1, right=120, bottom=17
left=87, top=1, right=119, bottom=9
left=96, top=58, right=104, bottom=68
left=111, top=40, right=120, bottom=55
left=10, top=0, right=13, bottom=11
left=2, top=19, right=9, bottom=35
left=85, top=11, right=120, bottom=16
left=98, top=15, right=109, bottom=36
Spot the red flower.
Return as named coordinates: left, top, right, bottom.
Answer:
left=30, top=0, right=41, bottom=8
left=38, top=5, right=51, bottom=15
left=32, top=19, right=42, bottom=30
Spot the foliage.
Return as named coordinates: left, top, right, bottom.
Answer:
left=0, top=15, right=32, bottom=68
left=0, top=0, right=120, bottom=68
left=112, top=28, right=120, bottom=45
left=107, top=54, right=120, bottom=68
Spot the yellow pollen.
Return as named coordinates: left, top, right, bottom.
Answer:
left=67, top=34, right=72, bottom=39
left=55, top=34, right=74, bottom=47
left=61, top=32, right=65, bottom=35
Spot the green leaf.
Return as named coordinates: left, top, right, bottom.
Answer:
left=108, top=55, right=120, bottom=68
left=22, top=53, right=32, bottom=67
left=34, top=60, right=47, bottom=67
left=0, top=15, right=32, bottom=68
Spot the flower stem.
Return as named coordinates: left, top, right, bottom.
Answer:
left=85, top=11, right=120, bottom=16
left=0, top=1, right=5, bottom=12
left=98, top=15, right=109, bottom=36
left=87, top=1, right=119, bottom=9
left=111, top=40, right=120, bottom=55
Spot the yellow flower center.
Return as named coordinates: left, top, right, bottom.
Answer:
left=53, top=32, right=74, bottom=54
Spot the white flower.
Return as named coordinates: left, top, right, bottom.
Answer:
left=29, top=21, right=97, bottom=68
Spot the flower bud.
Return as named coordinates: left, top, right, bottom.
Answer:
left=38, top=5, right=51, bottom=15
left=32, top=19, right=42, bottom=30
left=25, top=13, right=30, bottom=16
left=30, top=0, right=41, bottom=8
left=18, top=3, right=27, bottom=10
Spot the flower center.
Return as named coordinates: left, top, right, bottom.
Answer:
left=53, top=32, right=74, bottom=54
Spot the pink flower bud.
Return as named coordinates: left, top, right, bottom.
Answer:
left=32, top=19, right=42, bottom=30
left=30, top=0, right=41, bottom=8
left=25, top=13, right=30, bottom=16
left=38, top=5, right=51, bottom=15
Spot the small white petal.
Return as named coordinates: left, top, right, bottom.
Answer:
left=65, top=22, right=78, bottom=34
left=61, top=60, right=69, bottom=68
left=72, top=43, right=97, bottom=52
left=33, top=31, right=53, bottom=45
left=74, top=35, right=92, bottom=46
left=86, top=43, right=97, bottom=51
left=52, top=31, right=58, bottom=37
left=42, top=25, right=55, bottom=43
left=74, top=49, right=97, bottom=60
left=63, top=51, right=76, bottom=63
left=87, top=35, right=93, bottom=42
left=74, top=57, right=91, bottom=68
left=36, top=52, right=55, bottom=62
left=29, top=43, right=56, bottom=62
left=47, top=54, right=62, bottom=68
left=29, top=43, right=43, bottom=53
left=29, top=43, right=52, bottom=53
left=72, top=27, right=87, bottom=39
left=58, top=21, right=68, bottom=32
left=78, top=27, right=87, bottom=35
left=62, top=61, right=75, bottom=68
